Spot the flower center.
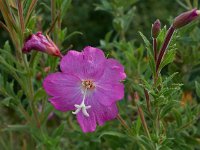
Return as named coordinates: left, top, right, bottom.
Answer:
left=72, top=80, right=95, bottom=117
left=82, top=80, right=95, bottom=90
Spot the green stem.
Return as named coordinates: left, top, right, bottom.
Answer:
left=185, top=0, right=193, bottom=9
left=0, top=137, right=8, bottom=150
left=193, top=0, right=198, bottom=8
left=51, top=0, right=56, bottom=40
left=155, top=108, right=160, bottom=137
left=18, top=102, right=32, bottom=123
left=40, top=96, right=47, bottom=123
left=23, top=55, right=40, bottom=128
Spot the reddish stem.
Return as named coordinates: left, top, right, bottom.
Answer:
left=134, top=92, right=151, bottom=139
left=144, top=88, right=151, bottom=113
left=153, top=38, right=157, bottom=62
left=156, top=26, right=175, bottom=73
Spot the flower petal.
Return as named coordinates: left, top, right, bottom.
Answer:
left=77, top=109, right=96, bottom=132
left=99, top=58, right=126, bottom=83
left=60, top=50, right=84, bottom=75
left=85, top=94, right=118, bottom=126
left=22, top=34, right=46, bottom=53
left=49, top=96, right=77, bottom=112
left=83, top=46, right=105, bottom=67
left=94, top=82, right=124, bottom=106
left=60, top=46, right=106, bottom=79
left=95, top=103, right=118, bottom=126
left=43, top=72, right=82, bottom=111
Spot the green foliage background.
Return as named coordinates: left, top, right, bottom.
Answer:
left=0, top=0, right=200, bottom=149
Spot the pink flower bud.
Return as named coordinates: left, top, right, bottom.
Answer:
left=152, top=19, right=161, bottom=38
left=22, top=32, right=62, bottom=57
left=173, top=9, right=200, bottom=29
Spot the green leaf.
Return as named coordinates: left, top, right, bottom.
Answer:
left=61, top=0, right=72, bottom=19
left=105, top=31, right=113, bottom=43
left=195, top=81, right=200, bottom=97
left=34, top=88, right=46, bottom=102
left=159, top=48, right=176, bottom=71
left=148, top=50, right=156, bottom=75
left=99, top=131, right=128, bottom=140
left=157, top=26, right=167, bottom=49
left=52, top=123, right=65, bottom=138
left=2, top=125, right=28, bottom=132
left=40, top=2, right=51, bottom=11
left=3, top=41, right=11, bottom=51
left=173, top=109, right=182, bottom=127
left=139, top=32, right=156, bottom=74
left=160, top=101, right=177, bottom=118
left=137, top=136, right=155, bottom=150
left=0, top=97, right=13, bottom=107
left=63, top=31, right=83, bottom=42
left=163, top=72, right=178, bottom=86
left=135, top=117, right=141, bottom=135
left=0, top=56, right=25, bottom=74
left=139, top=31, right=151, bottom=49
left=24, top=0, right=33, bottom=15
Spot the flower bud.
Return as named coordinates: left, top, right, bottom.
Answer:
left=151, top=19, right=161, bottom=38
left=173, top=9, right=200, bottom=29
left=44, top=66, right=51, bottom=73
left=22, top=32, right=62, bottom=57
left=36, top=72, right=42, bottom=81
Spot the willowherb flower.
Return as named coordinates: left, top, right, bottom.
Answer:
left=43, top=46, right=126, bottom=132
left=22, top=32, right=62, bottom=57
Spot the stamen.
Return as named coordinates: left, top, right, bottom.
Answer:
left=72, top=89, right=91, bottom=117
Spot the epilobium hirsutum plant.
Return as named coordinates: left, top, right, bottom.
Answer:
left=1, top=0, right=200, bottom=149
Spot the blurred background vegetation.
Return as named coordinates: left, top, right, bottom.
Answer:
left=0, top=0, right=180, bottom=48
left=0, top=0, right=200, bottom=149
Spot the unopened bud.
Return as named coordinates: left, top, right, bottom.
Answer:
left=152, top=19, right=161, bottom=38
left=36, top=72, right=42, bottom=81
left=22, top=32, right=62, bottom=57
left=44, top=66, right=51, bottom=73
left=173, top=9, right=200, bottom=29
left=134, top=92, right=140, bottom=102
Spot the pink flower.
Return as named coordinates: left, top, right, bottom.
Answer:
left=22, top=32, right=62, bottom=57
left=43, top=46, right=126, bottom=132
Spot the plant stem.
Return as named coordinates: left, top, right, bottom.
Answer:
left=153, top=38, right=157, bottom=62
left=134, top=93, right=151, bottom=139
left=137, top=106, right=151, bottom=139
left=155, top=108, right=160, bottom=137
left=156, top=26, right=175, bottom=73
left=18, top=102, right=32, bottom=122
left=17, top=0, right=25, bottom=35
left=25, top=0, right=38, bottom=25
left=185, top=0, right=193, bottom=9
left=51, top=0, right=57, bottom=40
left=144, top=88, right=151, bottom=114
left=24, top=56, right=41, bottom=128
left=117, top=114, right=130, bottom=131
